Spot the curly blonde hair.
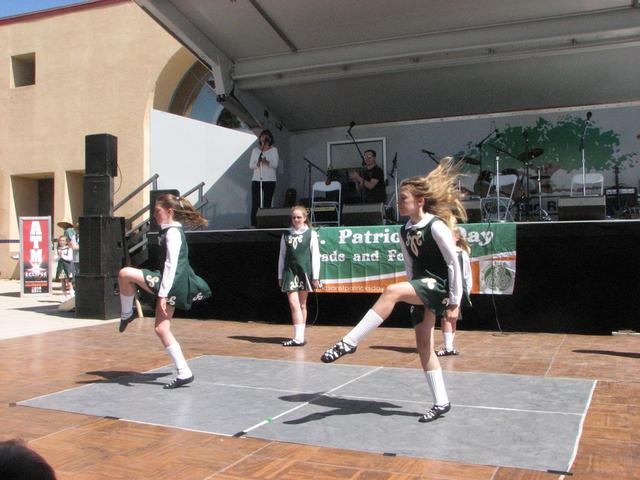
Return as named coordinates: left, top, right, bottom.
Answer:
left=400, top=156, right=467, bottom=229
left=155, top=193, right=208, bottom=228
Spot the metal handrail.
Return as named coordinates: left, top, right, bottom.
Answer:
left=128, top=237, right=148, bottom=256
left=183, top=181, right=205, bottom=198
left=114, top=174, right=159, bottom=212
left=126, top=205, right=150, bottom=226
left=126, top=219, right=150, bottom=238
left=183, top=181, right=206, bottom=213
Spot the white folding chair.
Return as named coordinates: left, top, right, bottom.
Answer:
left=311, top=181, right=341, bottom=225
left=480, top=174, right=519, bottom=222
left=570, top=173, right=604, bottom=197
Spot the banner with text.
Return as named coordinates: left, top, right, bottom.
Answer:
left=318, top=223, right=516, bottom=295
left=20, top=216, right=52, bottom=296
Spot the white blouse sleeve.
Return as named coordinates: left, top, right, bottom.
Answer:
left=399, top=233, right=413, bottom=281
left=277, top=235, right=286, bottom=280
left=60, top=247, right=74, bottom=262
left=158, top=228, right=182, bottom=297
left=310, top=230, right=321, bottom=280
left=461, top=250, right=472, bottom=294
left=249, top=147, right=260, bottom=170
left=431, top=221, right=462, bottom=306
left=268, top=147, right=279, bottom=170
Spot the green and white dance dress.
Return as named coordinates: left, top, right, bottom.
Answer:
left=278, top=226, right=320, bottom=292
left=141, top=222, right=211, bottom=310
left=401, top=214, right=462, bottom=323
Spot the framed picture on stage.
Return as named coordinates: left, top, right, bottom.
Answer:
left=327, top=137, right=387, bottom=178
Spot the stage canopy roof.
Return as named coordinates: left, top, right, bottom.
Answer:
left=135, top=0, right=640, bottom=131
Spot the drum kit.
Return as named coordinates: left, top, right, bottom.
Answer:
left=457, top=136, right=551, bottom=221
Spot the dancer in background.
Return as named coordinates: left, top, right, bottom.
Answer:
left=117, top=194, right=211, bottom=389
left=435, top=227, right=472, bottom=356
left=321, top=158, right=465, bottom=423
left=278, top=206, right=321, bottom=346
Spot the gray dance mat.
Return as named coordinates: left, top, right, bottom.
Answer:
left=18, top=355, right=595, bottom=472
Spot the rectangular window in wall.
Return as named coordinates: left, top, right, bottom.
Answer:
left=11, top=52, right=36, bottom=87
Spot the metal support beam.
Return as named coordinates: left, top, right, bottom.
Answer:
left=135, top=0, right=234, bottom=95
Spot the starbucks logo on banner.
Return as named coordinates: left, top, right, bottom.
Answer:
left=482, top=262, right=514, bottom=292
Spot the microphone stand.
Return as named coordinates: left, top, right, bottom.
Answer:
left=386, top=152, right=399, bottom=222
left=424, top=150, right=440, bottom=166
left=303, top=157, right=327, bottom=203
left=485, top=143, right=518, bottom=221
left=579, top=118, right=590, bottom=197
left=258, top=149, right=264, bottom=209
left=475, top=130, right=497, bottom=172
left=346, top=127, right=367, bottom=203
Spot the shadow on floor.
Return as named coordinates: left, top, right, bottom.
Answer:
left=279, top=392, right=422, bottom=424
left=10, top=304, right=75, bottom=318
left=369, top=345, right=417, bottom=354
left=228, top=335, right=289, bottom=344
left=573, top=349, right=640, bottom=359
left=78, top=370, right=172, bottom=387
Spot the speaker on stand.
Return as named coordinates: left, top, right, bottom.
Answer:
left=342, top=203, right=385, bottom=226
left=256, top=208, right=291, bottom=228
left=76, top=133, right=124, bottom=319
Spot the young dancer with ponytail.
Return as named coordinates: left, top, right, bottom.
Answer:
left=117, top=194, right=211, bottom=389
left=321, top=158, right=466, bottom=422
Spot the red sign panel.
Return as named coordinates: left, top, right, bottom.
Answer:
left=20, top=217, right=51, bottom=295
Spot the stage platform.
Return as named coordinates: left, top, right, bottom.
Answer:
left=150, top=219, right=640, bottom=334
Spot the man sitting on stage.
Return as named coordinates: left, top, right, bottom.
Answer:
left=349, top=149, right=387, bottom=203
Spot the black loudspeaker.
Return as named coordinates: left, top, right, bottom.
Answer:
left=605, top=187, right=637, bottom=216
left=256, top=208, right=291, bottom=228
left=558, top=196, right=606, bottom=220
left=461, top=199, right=481, bottom=223
left=86, top=134, right=118, bottom=176
left=342, top=203, right=385, bottom=226
left=78, top=216, right=125, bottom=275
left=83, top=175, right=114, bottom=216
left=149, top=189, right=180, bottom=232
left=75, top=274, right=120, bottom=319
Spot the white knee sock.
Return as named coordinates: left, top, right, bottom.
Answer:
left=344, top=309, right=384, bottom=346
left=444, top=331, right=454, bottom=351
left=425, top=369, right=449, bottom=406
left=294, top=324, right=305, bottom=342
left=165, top=342, right=192, bottom=379
left=120, top=294, right=134, bottom=319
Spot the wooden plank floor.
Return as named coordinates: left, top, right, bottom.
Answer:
left=2, top=317, right=638, bottom=479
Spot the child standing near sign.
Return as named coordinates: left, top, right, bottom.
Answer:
left=117, top=194, right=211, bottom=389
left=435, top=227, right=472, bottom=356
left=55, top=236, right=75, bottom=299
left=278, top=206, right=321, bottom=346
left=321, top=158, right=465, bottom=423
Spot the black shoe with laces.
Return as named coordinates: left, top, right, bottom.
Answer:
left=435, top=348, right=459, bottom=357
left=418, top=403, right=451, bottom=423
left=163, top=375, right=194, bottom=389
left=282, top=339, right=306, bottom=347
left=118, top=311, right=137, bottom=333
left=320, top=340, right=357, bottom=363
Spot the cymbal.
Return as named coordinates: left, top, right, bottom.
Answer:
left=517, top=148, right=544, bottom=162
left=458, top=156, right=481, bottom=165
left=530, top=175, right=551, bottom=180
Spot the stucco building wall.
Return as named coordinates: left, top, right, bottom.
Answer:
left=0, top=0, right=194, bottom=278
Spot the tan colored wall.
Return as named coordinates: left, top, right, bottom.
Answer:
left=0, top=0, right=195, bottom=278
